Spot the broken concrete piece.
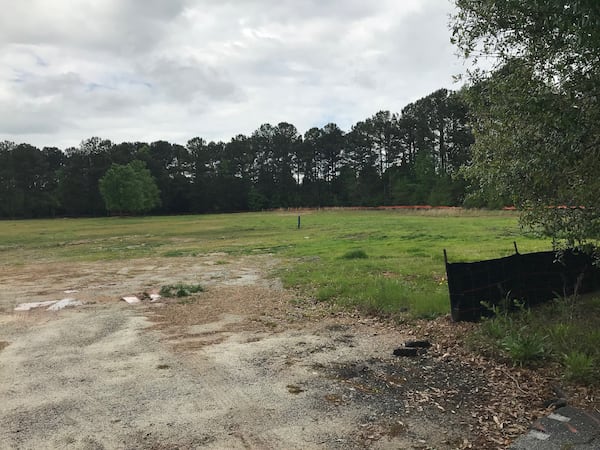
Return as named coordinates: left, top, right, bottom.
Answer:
left=14, top=301, right=58, bottom=311
left=47, top=298, right=83, bottom=311
left=393, top=340, right=432, bottom=357
left=393, top=347, right=420, bottom=357
left=510, top=406, right=600, bottom=449
left=150, top=294, right=161, bottom=302
left=405, top=340, right=432, bottom=348
left=121, top=296, right=141, bottom=304
left=15, top=298, right=84, bottom=312
left=544, top=398, right=568, bottom=409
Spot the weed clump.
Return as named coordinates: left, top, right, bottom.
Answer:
left=341, top=249, right=368, bottom=259
left=470, top=294, right=600, bottom=384
left=159, top=283, right=204, bottom=298
left=501, top=332, right=546, bottom=366
left=563, top=351, right=596, bottom=383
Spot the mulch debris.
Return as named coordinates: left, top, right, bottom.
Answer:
left=321, top=313, right=599, bottom=449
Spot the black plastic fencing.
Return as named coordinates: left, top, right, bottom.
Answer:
left=444, top=245, right=600, bottom=322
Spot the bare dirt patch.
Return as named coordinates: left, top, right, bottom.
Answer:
left=1, top=254, right=594, bottom=449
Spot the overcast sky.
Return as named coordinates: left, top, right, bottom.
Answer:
left=0, top=0, right=466, bottom=150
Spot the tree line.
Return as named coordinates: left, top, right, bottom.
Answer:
left=0, top=88, right=476, bottom=218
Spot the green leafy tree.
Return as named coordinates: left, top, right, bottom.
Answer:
left=143, top=141, right=192, bottom=214
left=452, top=0, right=600, bottom=245
left=59, top=137, right=113, bottom=216
left=299, top=127, right=325, bottom=206
left=385, top=90, right=472, bottom=206
left=0, top=143, right=64, bottom=218
left=99, top=160, right=161, bottom=215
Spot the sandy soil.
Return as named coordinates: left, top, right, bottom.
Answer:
left=0, top=255, right=512, bottom=449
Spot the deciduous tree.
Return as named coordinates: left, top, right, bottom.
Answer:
left=452, top=0, right=600, bottom=244
left=99, top=160, right=161, bottom=215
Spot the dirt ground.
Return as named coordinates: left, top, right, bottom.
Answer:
left=0, top=255, right=593, bottom=449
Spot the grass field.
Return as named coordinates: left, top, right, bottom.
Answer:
left=4, top=209, right=599, bottom=382
left=0, top=209, right=552, bottom=318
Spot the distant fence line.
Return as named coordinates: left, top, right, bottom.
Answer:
left=274, top=205, right=465, bottom=212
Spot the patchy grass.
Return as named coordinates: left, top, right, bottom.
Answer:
left=0, top=209, right=550, bottom=318
left=3, top=210, right=598, bottom=392
left=470, top=295, right=600, bottom=383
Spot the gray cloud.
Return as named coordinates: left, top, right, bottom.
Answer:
left=0, top=0, right=191, bottom=54
left=142, top=58, right=242, bottom=103
left=0, top=105, right=68, bottom=135
left=0, top=0, right=464, bottom=147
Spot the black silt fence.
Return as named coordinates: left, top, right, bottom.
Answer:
left=445, top=245, right=600, bottom=322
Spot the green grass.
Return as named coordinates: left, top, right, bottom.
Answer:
left=5, top=209, right=598, bottom=385
left=472, top=295, right=600, bottom=383
left=563, top=351, right=596, bottom=384
left=0, top=209, right=551, bottom=318
left=501, top=331, right=547, bottom=366
left=341, top=249, right=369, bottom=259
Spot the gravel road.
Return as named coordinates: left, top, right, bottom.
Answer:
left=0, top=255, right=487, bottom=449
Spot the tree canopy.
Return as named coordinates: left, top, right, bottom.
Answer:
left=0, top=88, right=474, bottom=218
left=99, top=160, right=161, bottom=215
left=452, top=0, right=600, bottom=245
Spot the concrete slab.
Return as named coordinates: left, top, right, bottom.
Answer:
left=14, top=301, right=58, bottom=311
left=510, top=406, right=600, bottom=449
left=47, top=298, right=83, bottom=311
